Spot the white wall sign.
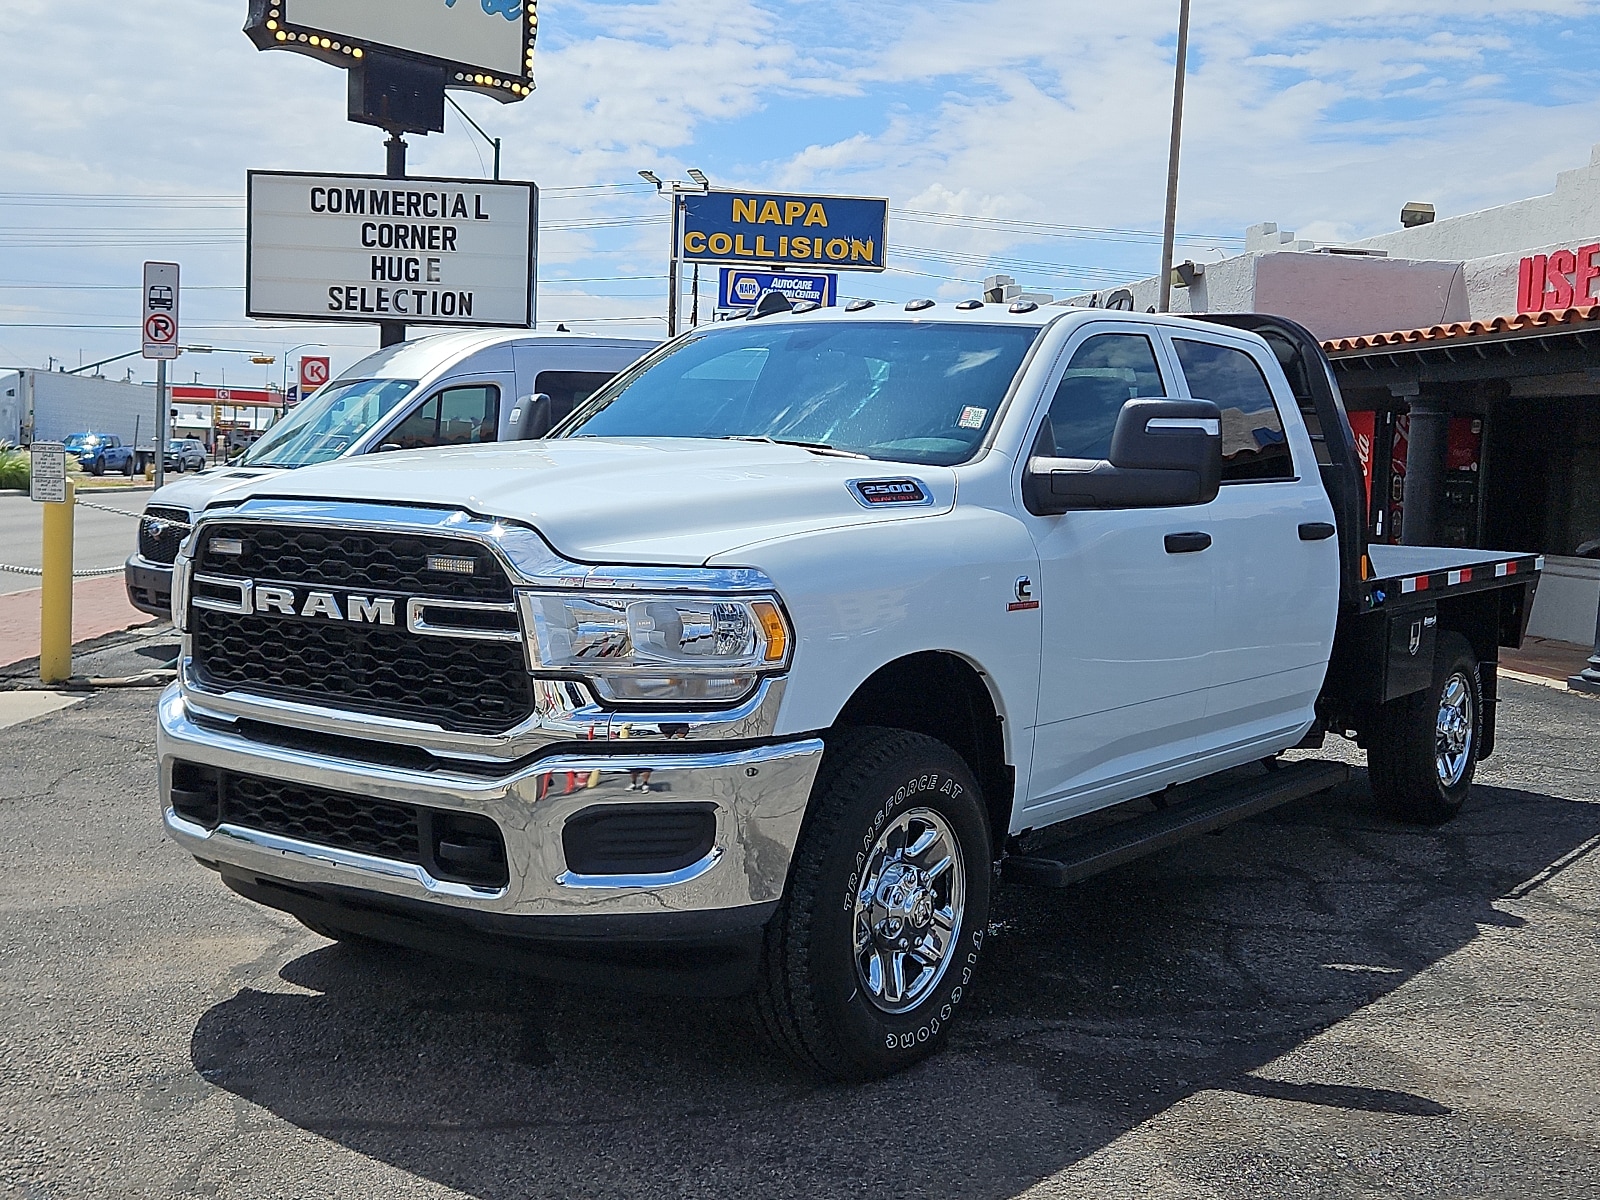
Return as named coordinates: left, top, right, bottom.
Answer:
left=30, top=442, right=67, bottom=503
left=246, top=171, right=537, bottom=328
left=142, top=261, right=180, bottom=360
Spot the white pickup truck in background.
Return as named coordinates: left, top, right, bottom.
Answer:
left=155, top=301, right=1540, bottom=1081
left=124, top=328, right=657, bottom=616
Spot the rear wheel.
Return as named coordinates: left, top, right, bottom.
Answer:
left=1368, top=631, right=1481, bottom=824
left=757, top=728, right=992, bottom=1081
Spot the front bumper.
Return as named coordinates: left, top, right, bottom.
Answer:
left=157, top=684, right=823, bottom=928
left=125, top=553, right=173, bottom=619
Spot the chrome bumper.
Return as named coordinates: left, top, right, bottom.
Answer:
left=158, top=684, right=823, bottom=921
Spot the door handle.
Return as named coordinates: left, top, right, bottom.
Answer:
left=1164, top=531, right=1212, bottom=554
left=1298, top=521, right=1337, bottom=541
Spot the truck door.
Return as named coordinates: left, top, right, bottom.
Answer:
left=1019, top=323, right=1215, bottom=822
left=1163, top=330, right=1339, bottom=756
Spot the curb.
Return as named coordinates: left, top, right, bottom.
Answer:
left=0, top=619, right=168, bottom=688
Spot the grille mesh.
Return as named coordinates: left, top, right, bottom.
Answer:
left=227, top=773, right=420, bottom=863
left=192, top=607, right=534, bottom=734
left=198, top=524, right=512, bottom=601
left=138, top=506, right=190, bottom=566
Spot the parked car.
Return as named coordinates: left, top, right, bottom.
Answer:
left=63, top=431, right=138, bottom=476
left=157, top=305, right=1543, bottom=1080
left=164, top=438, right=207, bottom=473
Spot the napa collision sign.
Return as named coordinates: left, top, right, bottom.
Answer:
left=681, top=191, right=887, bottom=272
left=244, top=0, right=539, bottom=102
left=246, top=170, right=537, bottom=328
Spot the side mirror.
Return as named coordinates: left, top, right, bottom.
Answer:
left=1024, top=398, right=1222, bottom=514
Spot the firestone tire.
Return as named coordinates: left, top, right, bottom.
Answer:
left=757, top=727, right=993, bottom=1082
left=1367, top=631, right=1481, bottom=825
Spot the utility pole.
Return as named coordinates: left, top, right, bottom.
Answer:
left=1158, top=0, right=1192, bottom=314
left=380, top=133, right=407, bottom=348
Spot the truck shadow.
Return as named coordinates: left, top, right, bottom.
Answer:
left=188, top=776, right=1600, bottom=1199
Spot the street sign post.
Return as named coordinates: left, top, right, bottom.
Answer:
left=143, top=261, right=180, bottom=491
left=719, top=268, right=837, bottom=310
left=29, top=443, right=67, bottom=504
left=142, top=263, right=180, bottom=360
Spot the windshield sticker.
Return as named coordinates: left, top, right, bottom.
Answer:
left=958, top=406, right=987, bottom=429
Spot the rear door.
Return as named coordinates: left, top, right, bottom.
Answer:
left=1162, top=328, right=1340, bottom=760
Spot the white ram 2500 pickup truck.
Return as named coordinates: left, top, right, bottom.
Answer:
left=158, top=302, right=1541, bottom=1080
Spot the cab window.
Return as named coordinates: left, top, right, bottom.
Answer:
left=386, top=385, right=499, bottom=450
left=1044, top=333, right=1166, bottom=459
left=1171, top=339, right=1293, bottom=482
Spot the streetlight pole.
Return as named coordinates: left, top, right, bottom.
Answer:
left=639, top=169, right=710, bottom=337
left=1157, top=0, right=1192, bottom=314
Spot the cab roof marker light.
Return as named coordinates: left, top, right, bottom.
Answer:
left=845, top=299, right=875, bottom=312
left=1009, top=300, right=1039, bottom=313
left=955, top=299, right=984, bottom=310
left=905, top=298, right=935, bottom=311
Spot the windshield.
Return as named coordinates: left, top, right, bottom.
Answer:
left=166, top=440, right=185, bottom=451
left=63, top=434, right=96, bottom=449
left=240, top=377, right=418, bottom=468
left=556, top=320, right=1040, bottom=465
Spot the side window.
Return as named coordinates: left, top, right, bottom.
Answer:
left=527, top=370, right=618, bottom=437
left=1045, top=333, right=1166, bottom=458
left=386, top=385, right=499, bottom=450
left=1172, top=338, right=1294, bottom=482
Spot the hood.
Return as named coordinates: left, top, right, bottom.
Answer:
left=240, top=438, right=956, bottom=564
left=146, top=466, right=288, bottom=514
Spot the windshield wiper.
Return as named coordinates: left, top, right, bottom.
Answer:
left=722, top=435, right=868, bottom=459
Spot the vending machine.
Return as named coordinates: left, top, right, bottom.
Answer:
left=1347, top=410, right=1482, bottom=547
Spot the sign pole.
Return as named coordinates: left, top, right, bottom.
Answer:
left=154, top=357, right=166, bottom=492
left=380, top=133, right=408, bottom=348
left=667, top=188, right=682, bottom=338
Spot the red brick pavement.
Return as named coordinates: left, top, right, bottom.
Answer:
left=0, top=575, right=157, bottom=669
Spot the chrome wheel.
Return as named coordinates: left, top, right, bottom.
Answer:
left=852, top=806, right=965, bottom=1014
left=1435, top=671, right=1475, bottom=788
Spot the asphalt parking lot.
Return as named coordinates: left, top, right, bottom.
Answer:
left=2, top=673, right=1597, bottom=1199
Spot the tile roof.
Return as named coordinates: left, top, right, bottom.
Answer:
left=1321, top=304, right=1600, bottom=353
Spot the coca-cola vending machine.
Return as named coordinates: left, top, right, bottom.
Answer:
left=1347, top=410, right=1482, bottom=547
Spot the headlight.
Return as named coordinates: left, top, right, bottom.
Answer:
left=519, top=591, right=790, bottom=704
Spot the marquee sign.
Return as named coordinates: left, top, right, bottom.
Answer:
left=246, top=170, right=537, bottom=328
left=244, top=0, right=539, bottom=102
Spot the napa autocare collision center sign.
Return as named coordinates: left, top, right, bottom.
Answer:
left=246, top=170, right=537, bottom=327
left=681, top=191, right=887, bottom=272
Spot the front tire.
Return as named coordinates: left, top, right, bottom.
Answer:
left=1368, top=631, right=1481, bottom=824
left=121, top=457, right=134, bottom=476
left=758, top=728, right=992, bottom=1081
left=91, top=457, right=105, bottom=476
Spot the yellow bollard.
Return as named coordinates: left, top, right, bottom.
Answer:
left=39, top=480, right=75, bottom=684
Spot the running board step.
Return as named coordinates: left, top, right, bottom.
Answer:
left=1003, top=759, right=1350, bottom=889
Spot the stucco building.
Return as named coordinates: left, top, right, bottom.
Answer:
left=1062, top=145, right=1600, bottom=646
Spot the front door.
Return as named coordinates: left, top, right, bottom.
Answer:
left=1020, top=323, right=1218, bottom=823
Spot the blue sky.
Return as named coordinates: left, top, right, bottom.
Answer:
left=2, top=0, right=1599, bottom=384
